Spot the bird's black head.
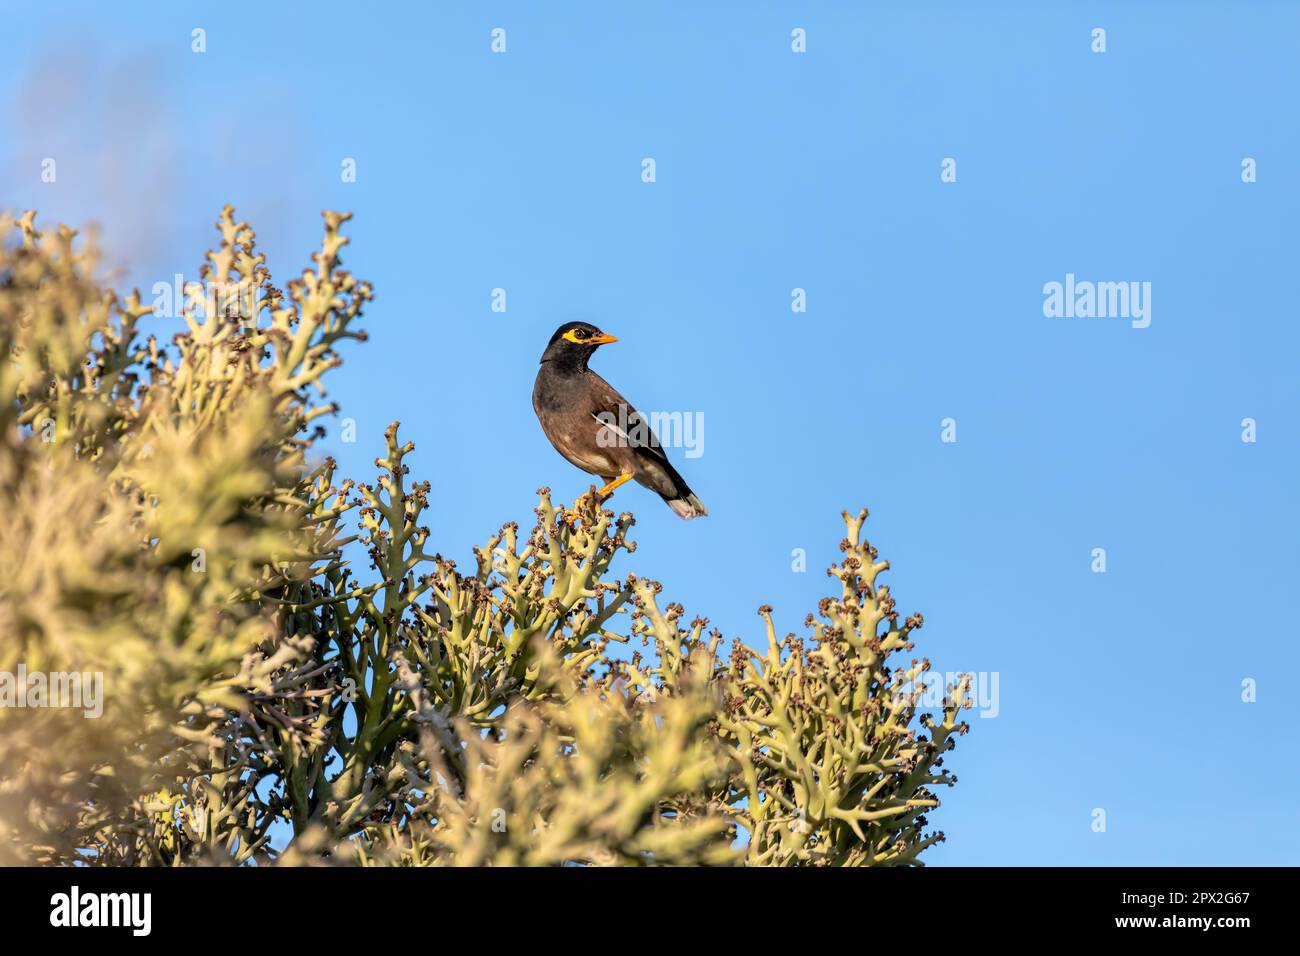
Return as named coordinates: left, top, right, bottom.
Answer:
left=540, top=321, right=618, bottom=371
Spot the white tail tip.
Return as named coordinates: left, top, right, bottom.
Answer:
left=665, top=494, right=708, bottom=520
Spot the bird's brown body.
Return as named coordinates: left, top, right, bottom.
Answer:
left=532, top=322, right=707, bottom=519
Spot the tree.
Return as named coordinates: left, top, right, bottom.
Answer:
left=0, top=208, right=972, bottom=866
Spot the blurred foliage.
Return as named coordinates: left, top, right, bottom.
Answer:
left=0, top=207, right=971, bottom=867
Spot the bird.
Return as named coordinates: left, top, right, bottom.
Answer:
left=532, top=321, right=708, bottom=520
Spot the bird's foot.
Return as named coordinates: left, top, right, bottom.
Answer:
left=559, top=488, right=601, bottom=528
left=596, top=473, right=634, bottom=502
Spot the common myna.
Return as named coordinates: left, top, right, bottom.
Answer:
left=532, top=322, right=708, bottom=519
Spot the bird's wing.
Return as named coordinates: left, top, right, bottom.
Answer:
left=587, top=374, right=671, bottom=467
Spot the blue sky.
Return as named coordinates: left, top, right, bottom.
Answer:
left=4, top=2, right=1298, bottom=865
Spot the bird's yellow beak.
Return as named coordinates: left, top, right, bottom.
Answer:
left=589, top=333, right=618, bottom=345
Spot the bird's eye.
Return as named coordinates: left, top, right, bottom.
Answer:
left=574, top=329, right=588, bottom=339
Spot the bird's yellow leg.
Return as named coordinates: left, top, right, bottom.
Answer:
left=597, top=473, right=634, bottom=501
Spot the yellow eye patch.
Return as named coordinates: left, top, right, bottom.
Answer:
left=561, top=328, right=617, bottom=345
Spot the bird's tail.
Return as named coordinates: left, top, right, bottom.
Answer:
left=663, top=491, right=708, bottom=520
left=653, top=457, right=707, bottom=519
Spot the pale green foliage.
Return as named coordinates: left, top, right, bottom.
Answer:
left=0, top=208, right=972, bottom=867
